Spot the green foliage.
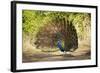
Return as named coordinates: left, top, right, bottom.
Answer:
left=22, top=10, right=46, bottom=35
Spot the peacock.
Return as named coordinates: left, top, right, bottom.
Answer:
left=57, top=39, right=72, bottom=55
left=56, top=33, right=71, bottom=55
left=56, top=33, right=66, bottom=54
left=57, top=40, right=64, bottom=52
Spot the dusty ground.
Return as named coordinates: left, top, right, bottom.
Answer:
left=23, top=52, right=90, bottom=63
left=22, top=41, right=91, bottom=63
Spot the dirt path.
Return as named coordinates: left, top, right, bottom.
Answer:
left=23, top=52, right=90, bottom=63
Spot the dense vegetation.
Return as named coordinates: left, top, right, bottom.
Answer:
left=22, top=10, right=91, bottom=52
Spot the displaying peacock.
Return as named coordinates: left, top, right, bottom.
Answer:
left=34, top=17, right=78, bottom=54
